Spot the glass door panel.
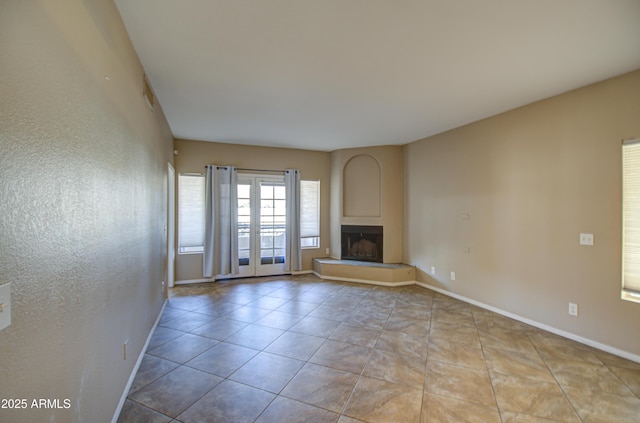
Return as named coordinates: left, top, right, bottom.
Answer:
left=236, top=180, right=254, bottom=277
left=234, top=175, right=287, bottom=278
left=257, top=180, right=286, bottom=275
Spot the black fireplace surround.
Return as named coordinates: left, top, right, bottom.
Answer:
left=341, top=225, right=383, bottom=263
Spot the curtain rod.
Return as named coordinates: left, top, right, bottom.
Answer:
left=204, top=165, right=290, bottom=173
left=238, top=167, right=287, bottom=173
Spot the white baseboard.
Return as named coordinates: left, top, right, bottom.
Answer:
left=416, top=281, right=640, bottom=364
left=312, top=271, right=415, bottom=287
left=177, top=271, right=314, bottom=284
left=111, top=300, right=167, bottom=423
left=175, top=278, right=215, bottom=285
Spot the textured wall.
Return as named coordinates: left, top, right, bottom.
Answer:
left=0, top=1, right=173, bottom=422
left=404, top=70, right=640, bottom=357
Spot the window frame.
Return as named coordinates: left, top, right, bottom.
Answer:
left=300, top=179, right=320, bottom=250
left=622, top=138, right=640, bottom=303
left=177, top=173, right=205, bottom=255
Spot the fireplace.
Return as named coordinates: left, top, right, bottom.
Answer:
left=341, top=225, right=383, bottom=263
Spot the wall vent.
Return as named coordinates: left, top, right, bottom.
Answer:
left=143, top=74, right=155, bottom=111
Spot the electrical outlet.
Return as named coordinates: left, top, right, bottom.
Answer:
left=450, top=271, right=456, bottom=281
left=579, top=233, right=594, bottom=246
left=431, top=266, right=436, bottom=275
left=325, top=248, right=330, bottom=255
left=0, top=283, right=11, bottom=331
left=568, top=302, right=579, bottom=317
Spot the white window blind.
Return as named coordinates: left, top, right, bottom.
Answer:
left=622, top=139, right=640, bottom=302
left=178, top=174, right=205, bottom=253
left=300, top=180, right=320, bottom=248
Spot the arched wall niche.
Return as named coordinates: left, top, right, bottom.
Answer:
left=343, top=154, right=381, bottom=217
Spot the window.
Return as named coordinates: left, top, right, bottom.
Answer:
left=622, top=139, right=640, bottom=303
left=178, top=173, right=205, bottom=254
left=300, top=180, right=320, bottom=249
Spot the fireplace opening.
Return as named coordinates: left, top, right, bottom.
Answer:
left=341, top=225, right=383, bottom=263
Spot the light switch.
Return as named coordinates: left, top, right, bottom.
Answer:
left=0, top=283, right=11, bottom=331
left=579, top=233, right=594, bottom=246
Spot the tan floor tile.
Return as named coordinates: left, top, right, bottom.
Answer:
left=309, top=339, right=372, bottom=374
left=193, top=300, right=242, bottom=316
left=230, top=352, right=304, bottom=393
left=594, top=350, right=640, bottom=371
left=128, top=366, right=223, bottom=417
left=429, top=321, right=480, bottom=345
left=330, top=323, right=382, bottom=348
left=338, top=416, right=366, bottom=423
left=178, top=379, right=274, bottom=423
left=148, top=333, right=218, bottom=364
left=483, top=347, right=555, bottom=383
left=254, top=310, right=304, bottom=330
left=256, top=397, right=339, bottom=423
left=396, top=292, right=433, bottom=308
left=385, top=315, right=430, bottom=337
left=432, top=309, right=477, bottom=327
left=425, top=360, right=495, bottom=406
left=222, top=305, right=272, bottom=323
left=309, top=304, right=354, bottom=321
left=122, top=275, right=640, bottom=423
left=148, top=326, right=185, bottom=350
left=564, top=385, right=640, bottom=423
left=186, top=341, right=258, bottom=377
left=189, top=317, right=248, bottom=340
left=274, top=300, right=320, bottom=315
left=610, top=366, right=640, bottom=398
left=344, top=309, right=390, bottom=329
left=246, top=295, right=290, bottom=310
left=490, top=373, right=580, bottom=423
left=224, top=324, right=284, bottom=350
left=117, top=400, right=172, bottom=423
left=264, top=331, right=325, bottom=361
left=323, top=294, right=364, bottom=309
left=344, top=376, right=422, bottom=423
left=391, top=305, right=432, bottom=321
left=421, top=392, right=501, bottom=423
left=528, top=332, right=602, bottom=364
left=129, top=354, right=180, bottom=394
left=545, top=358, right=634, bottom=396
left=427, top=336, right=486, bottom=370
left=281, top=363, right=359, bottom=413
left=376, top=329, right=428, bottom=361
left=478, top=328, right=537, bottom=355
left=500, top=411, right=569, bottom=422
left=290, top=315, right=342, bottom=337
left=363, top=349, right=426, bottom=389
left=432, top=296, right=471, bottom=312
left=472, top=310, right=529, bottom=332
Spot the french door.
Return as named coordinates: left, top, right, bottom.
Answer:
left=236, top=175, right=287, bottom=277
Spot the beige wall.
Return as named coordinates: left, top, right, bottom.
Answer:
left=404, top=70, right=640, bottom=356
left=0, top=1, right=174, bottom=422
left=330, top=146, right=404, bottom=263
left=174, top=139, right=331, bottom=281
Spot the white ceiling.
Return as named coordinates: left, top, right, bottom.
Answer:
left=114, top=0, right=640, bottom=152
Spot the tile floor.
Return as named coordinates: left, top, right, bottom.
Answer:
left=117, top=274, right=640, bottom=423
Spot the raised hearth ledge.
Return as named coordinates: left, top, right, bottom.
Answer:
left=312, top=258, right=416, bottom=286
